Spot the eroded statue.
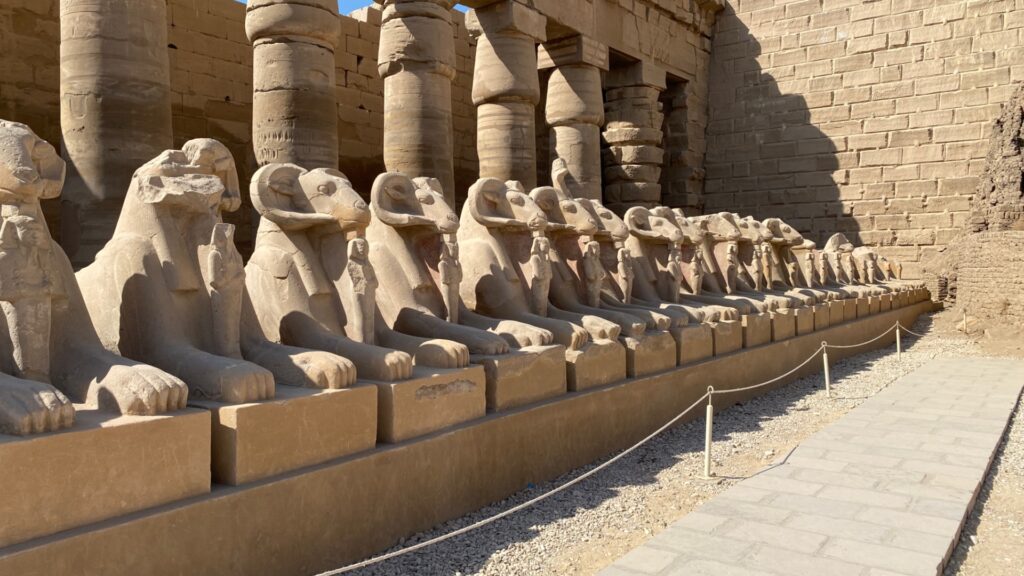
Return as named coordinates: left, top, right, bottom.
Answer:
left=78, top=145, right=357, bottom=402
left=0, top=121, right=194, bottom=435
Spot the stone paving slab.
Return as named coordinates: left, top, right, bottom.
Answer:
left=600, top=358, right=1024, bottom=576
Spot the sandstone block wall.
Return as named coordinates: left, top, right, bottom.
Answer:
left=704, top=0, right=1024, bottom=278
left=955, top=231, right=1024, bottom=323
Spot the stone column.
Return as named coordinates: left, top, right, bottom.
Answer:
left=246, top=0, right=340, bottom=169
left=377, top=0, right=457, bottom=205
left=539, top=36, right=608, bottom=201
left=466, top=1, right=546, bottom=189
left=602, top=61, right=666, bottom=213
left=59, top=0, right=172, bottom=267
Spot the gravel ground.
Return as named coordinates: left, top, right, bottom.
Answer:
left=332, top=312, right=1016, bottom=576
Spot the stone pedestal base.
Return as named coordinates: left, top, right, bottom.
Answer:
left=856, top=297, right=870, bottom=317
left=567, top=339, right=627, bottom=391
left=677, top=324, right=714, bottom=364
left=843, top=298, right=857, bottom=321
left=742, top=313, right=771, bottom=348
left=624, top=331, right=678, bottom=377
left=192, top=386, right=377, bottom=486
left=813, top=304, right=829, bottom=330
left=771, top=310, right=796, bottom=341
left=474, top=345, right=567, bottom=411
left=712, top=320, right=742, bottom=356
left=0, top=407, right=210, bottom=548
left=371, top=366, right=487, bottom=443
left=880, top=293, right=892, bottom=311
left=795, top=307, right=815, bottom=335
left=828, top=300, right=845, bottom=325
left=868, top=296, right=881, bottom=315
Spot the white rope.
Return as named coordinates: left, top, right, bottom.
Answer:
left=315, top=318, right=913, bottom=575
left=824, top=323, right=898, bottom=349
left=710, top=343, right=826, bottom=396
left=317, top=391, right=712, bottom=575
left=897, top=324, right=931, bottom=338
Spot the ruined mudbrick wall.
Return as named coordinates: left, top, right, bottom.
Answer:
left=954, top=231, right=1024, bottom=323
left=704, top=0, right=1024, bottom=279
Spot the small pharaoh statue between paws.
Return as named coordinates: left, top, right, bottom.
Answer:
left=750, top=244, right=765, bottom=290
left=666, top=243, right=685, bottom=303
left=438, top=234, right=461, bottom=324
left=724, top=243, right=739, bottom=293
left=0, top=214, right=54, bottom=381
left=199, top=223, right=245, bottom=358
left=689, top=249, right=704, bottom=296
left=344, top=237, right=377, bottom=344
left=529, top=234, right=552, bottom=316
left=803, top=249, right=816, bottom=286
left=761, top=244, right=775, bottom=288
left=581, top=240, right=605, bottom=308
left=617, top=246, right=634, bottom=304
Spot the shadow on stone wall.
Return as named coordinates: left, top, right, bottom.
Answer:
left=705, top=13, right=847, bottom=248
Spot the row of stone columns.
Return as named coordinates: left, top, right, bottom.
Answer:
left=55, top=0, right=676, bottom=267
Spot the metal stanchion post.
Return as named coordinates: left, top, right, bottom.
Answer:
left=704, top=387, right=714, bottom=479
left=822, top=342, right=831, bottom=398
left=896, top=322, right=902, bottom=362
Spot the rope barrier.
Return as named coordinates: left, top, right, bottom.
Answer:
left=897, top=323, right=931, bottom=339
left=317, top=390, right=711, bottom=575
left=822, top=323, right=898, bottom=349
left=316, top=317, right=933, bottom=575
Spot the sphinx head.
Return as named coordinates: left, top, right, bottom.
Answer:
left=0, top=120, right=65, bottom=203
left=624, top=206, right=684, bottom=245
left=580, top=199, right=629, bottom=243
left=371, top=172, right=459, bottom=234
left=181, top=139, right=241, bottom=214
left=252, top=163, right=369, bottom=232
left=529, top=185, right=598, bottom=236
left=466, top=178, right=548, bottom=233
left=763, top=218, right=805, bottom=246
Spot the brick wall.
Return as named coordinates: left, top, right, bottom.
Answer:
left=704, top=0, right=1024, bottom=279
left=954, top=231, right=1024, bottom=323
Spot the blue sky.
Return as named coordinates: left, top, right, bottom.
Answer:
left=234, top=1, right=466, bottom=15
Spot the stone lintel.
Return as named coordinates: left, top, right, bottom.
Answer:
left=606, top=60, right=668, bottom=91
left=538, top=35, right=609, bottom=71
left=466, top=0, right=547, bottom=42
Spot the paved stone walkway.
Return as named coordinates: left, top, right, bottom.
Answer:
left=600, top=357, right=1024, bottom=576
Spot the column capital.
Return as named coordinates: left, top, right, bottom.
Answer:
left=538, top=35, right=608, bottom=71
left=246, top=0, right=340, bottom=49
left=605, top=61, right=667, bottom=91
left=466, top=0, right=546, bottom=42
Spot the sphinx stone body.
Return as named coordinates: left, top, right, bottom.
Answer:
left=0, top=121, right=200, bottom=435
left=78, top=144, right=357, bottom=402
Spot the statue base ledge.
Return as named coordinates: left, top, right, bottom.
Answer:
left=843, top=298, right=858, bottom=321
left=567, top=339, right=627, bottom=392
left=472, top=344, right=567, bottom=412
left=367, top=366, right=486, bottom=444
left=0, top=406, right=210, bottom=549
left=190, top=385, right=377, bottom=486
left=856, top=296, right=871, bottom=318
left=796, top=306, right=816, bottom=335
left=742, top=313, right=772, bottom=348
left=711, top=319, right=743, bottom=356
left=813, top=303, right=830, bottom=331
left=676, top=324, right=714, bottom=365
left=771, top=309, right=797, bottom=342
left=828, top=300, right=846, bottom=325
left=624, top=331, right=678, bottom=378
